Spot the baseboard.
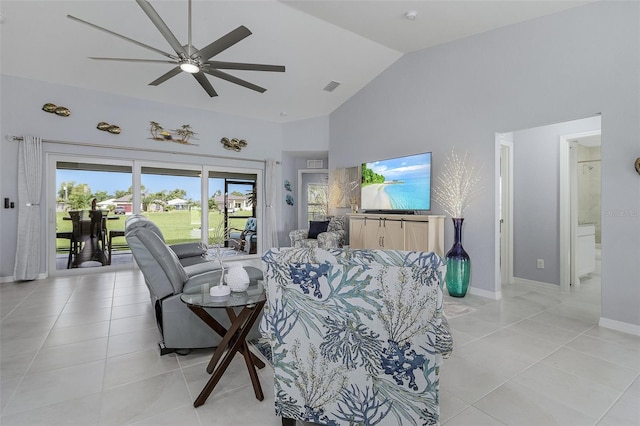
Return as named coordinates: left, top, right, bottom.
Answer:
left=513, top=277, right=561, bottom=291
left=599, top=317, right=640, bottom=337
left=469, top=286, right=502, bottom=300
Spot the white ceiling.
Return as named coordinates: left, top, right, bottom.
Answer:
left=0, top=1, right=593, bottom=123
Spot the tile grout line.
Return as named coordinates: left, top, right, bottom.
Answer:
left=1, top=278, right=79, bottom=418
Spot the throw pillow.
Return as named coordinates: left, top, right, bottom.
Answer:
left=308, top=220, right=330, bottom=239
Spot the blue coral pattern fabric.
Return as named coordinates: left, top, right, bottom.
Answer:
left=261, top=247, right=452, bottom=425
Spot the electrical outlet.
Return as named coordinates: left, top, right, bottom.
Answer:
left=537, top=259, right=544, bottom=269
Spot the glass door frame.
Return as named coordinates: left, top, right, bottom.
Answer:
left=47, top=154, right=264, bottom=276
left=224, top=179, right=257, bottom=245
left=47, top=153, right=135, bottom=275
left=139, top=161, right=204, bottom=246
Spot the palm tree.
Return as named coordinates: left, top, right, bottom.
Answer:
left=176, top=124, right=195, bottom=144
left=246, top=187, right=257, bottom=207
left=149, top=121, right=162, bottom=140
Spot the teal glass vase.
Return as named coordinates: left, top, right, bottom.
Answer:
left=445, top=218, right=470, bottom=297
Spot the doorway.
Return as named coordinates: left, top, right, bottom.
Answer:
left=297, top=169, right=328, bottom=229
left=54, top=159, right=134, bottom=270
left=496, top=115, right=601, bottom=297
left=560, top=130, right=602, bottom=291
left=207, top=171, right=258, bottom=251
left=49, top=154, right=263, bottom=275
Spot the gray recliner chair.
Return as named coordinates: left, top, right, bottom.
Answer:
left=124, top=215, right=263, bottom=354
left=125, top=214, right=206, bottom=266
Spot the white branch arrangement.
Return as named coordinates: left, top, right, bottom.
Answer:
left=433, top=149, right=484, bottom=218
left=202, top=221, right=234, bottom=288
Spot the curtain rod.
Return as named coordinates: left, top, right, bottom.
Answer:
left=6, top=134, right=279, bottom=165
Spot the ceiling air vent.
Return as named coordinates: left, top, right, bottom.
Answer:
left=323, top=81, right=341, bottom=92
left=307, top=160, right=323, bottom=169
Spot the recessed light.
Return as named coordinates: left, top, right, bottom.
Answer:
left=405, top=10, right=417, bottom=20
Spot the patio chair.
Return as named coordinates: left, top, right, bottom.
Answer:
left=229, top=217, right=257, bottom=254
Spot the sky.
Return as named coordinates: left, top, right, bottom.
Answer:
left=367, top=152, right=431, bottom=180
left=57, top=170, right=230, bottom=201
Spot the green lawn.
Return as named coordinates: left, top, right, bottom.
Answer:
left=55, top=210, right=251, bottom=252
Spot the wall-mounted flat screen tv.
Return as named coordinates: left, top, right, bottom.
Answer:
left=361, top=152, right=431, bottom=213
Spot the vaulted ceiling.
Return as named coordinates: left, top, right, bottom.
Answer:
left=0, top=1, right=592, bottom=122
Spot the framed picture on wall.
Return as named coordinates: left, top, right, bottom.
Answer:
left=333, top=166, right=360, bottom=208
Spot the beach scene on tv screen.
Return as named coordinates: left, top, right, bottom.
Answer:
left=361, top=153, right=431, bottom=211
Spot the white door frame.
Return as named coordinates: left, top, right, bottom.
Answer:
left=559, top=129, right=601, bottom=292
left=495, top=134, right=513, bottom=294
left=499, top=138, right=514, bottom=286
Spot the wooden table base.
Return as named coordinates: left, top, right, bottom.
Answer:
left=187, top=300, right=266, bottom=407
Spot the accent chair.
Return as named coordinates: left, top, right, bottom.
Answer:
left=261, top=247, right=452, bottom=425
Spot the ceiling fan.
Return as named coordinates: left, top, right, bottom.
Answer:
left=67, top=0, right=285, bottom=97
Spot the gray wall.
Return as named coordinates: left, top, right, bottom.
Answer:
left=512, top=116, right=601, bottom=285
left=0, top=75, right=286, bottom=277
left=0, top=76, right=331, bottom=276
left=329, top=1, right=640, bottom=327
left=281, top=116, right=330, bottom=245
left=279, top=153, right=329, bottom=246
left=283, top=116, right=329, bottom=152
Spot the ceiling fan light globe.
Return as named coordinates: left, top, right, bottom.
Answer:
left=180, top=62, right=200, bottom=73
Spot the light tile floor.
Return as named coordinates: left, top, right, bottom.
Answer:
left=1, top=260, right=639, bottom=426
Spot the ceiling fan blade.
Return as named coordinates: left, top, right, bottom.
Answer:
left=149, top=67, right=182, bottom=86
left=192, top=73, right=218, bottom=97
left=136, top=0, right=187, bottom=56
left=204, top=61, right=285, bottom=72
left=204, top=69, right=266, bottom=93
left=194, top=26, right=252, bottom=61
left=89, top=57, right=176, bottom=65
left=67, top=15, right=176, bottom=59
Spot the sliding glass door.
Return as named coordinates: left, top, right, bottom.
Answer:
left=50, top=155, right=262, bottom=274
left=55, top=160, right=133, bottom=270
left=140, top=166, right=202, bottom=245
left=208, top=171, right=257, bottom=249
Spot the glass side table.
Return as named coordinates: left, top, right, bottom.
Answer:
left=181, top=280, right=267, bottom=408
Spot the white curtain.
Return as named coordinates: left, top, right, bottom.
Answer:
left=263, top=159, right=279, bottom=250
left=13, top=136, right=43, bottom=281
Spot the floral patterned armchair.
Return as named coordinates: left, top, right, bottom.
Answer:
left=288, top=215, right=346, bottom=248
left=261, top=247, right=452, bottom=426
